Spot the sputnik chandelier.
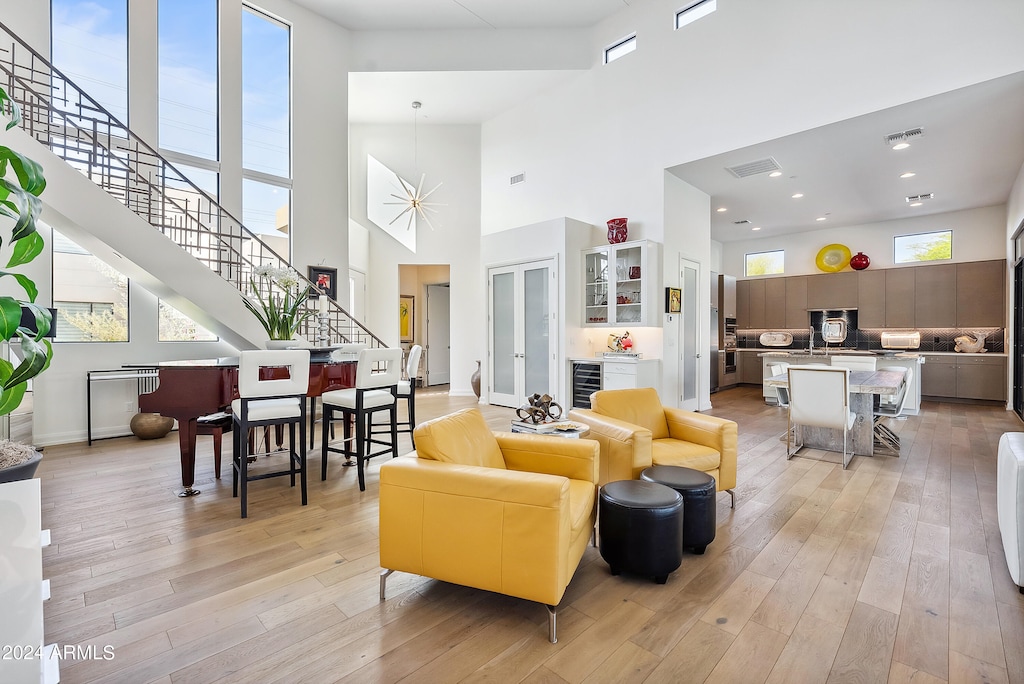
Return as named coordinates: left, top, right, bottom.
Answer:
left=385, top=101, right=444, bottom=231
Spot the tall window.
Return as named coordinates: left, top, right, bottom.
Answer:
left=159, top=0, right=218, bottom=161
left=241, top=6, right=291, bottom=249
left=159, top=301, right=217, bottom=341
left=51, top=0, right=128, bottom=124
left=52, top=231, right=129, bottom=342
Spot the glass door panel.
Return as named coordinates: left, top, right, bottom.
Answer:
left=523, top=265, right=551, bottom=396
left=680, top=257, right=701, bottom=411
left=490, top=269, right=516, bottom=401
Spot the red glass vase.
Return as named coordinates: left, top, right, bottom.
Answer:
left=850, top=252, right=870, bottom=270
left=607, top=217, right=628, bottom=244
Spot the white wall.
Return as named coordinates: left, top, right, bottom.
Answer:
left=348, top=122, right=482, bottom=395
left=721, top=205, right=1008, bottom=279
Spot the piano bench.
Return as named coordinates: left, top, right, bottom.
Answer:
left=197, top=414, right=233, bottom=479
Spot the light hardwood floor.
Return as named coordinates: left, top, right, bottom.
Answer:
left=35, top=386, right=1024, bottom=683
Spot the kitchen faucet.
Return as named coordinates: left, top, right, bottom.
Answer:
left=809, top=325, right=815, bottom=354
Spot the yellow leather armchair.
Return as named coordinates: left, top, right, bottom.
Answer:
left=378, top=407, right=599, bottom=643
left=569, top=387, right=738, bottom=507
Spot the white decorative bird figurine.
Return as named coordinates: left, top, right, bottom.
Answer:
left=954, top=332, right=987, bottom=353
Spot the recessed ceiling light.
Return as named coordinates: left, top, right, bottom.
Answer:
left=716, top=207, right=727, bottom=212
left=791, top=193, right=803, bottom=199
left=768, top=171, right=782, bottom=178
left=752, top=226, right=761, bottom=231
left=892, top=142, right=910, bottom=150
left=816, top=217, right=827, bottom=222
left=900, top=172, right=916, bottom=178
left=909, top=201, right=923, bottom=207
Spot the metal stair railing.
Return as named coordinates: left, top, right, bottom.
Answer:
left=0, top=20, right=383, bottom=350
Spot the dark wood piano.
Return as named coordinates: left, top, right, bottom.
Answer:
left=135, top=355, right=357, bottom=497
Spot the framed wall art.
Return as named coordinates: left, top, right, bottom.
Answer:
left=308, top=266, right=338, bottom=300
left=665, top=287, right=681, bottom=313
left=399, top=295, right=415, bottom=342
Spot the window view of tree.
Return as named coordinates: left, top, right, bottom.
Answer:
left=894, top=230, right=952, bottom=263
left=159, top=301, right=217, bottom=341
left=52, top=231, right=129, bottom=342
left=745, top=250, right=784, bottom=276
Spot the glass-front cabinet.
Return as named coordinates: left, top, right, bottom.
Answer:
left=583, top=240, right=658, bottom=326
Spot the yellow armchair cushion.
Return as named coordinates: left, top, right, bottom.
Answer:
left=590, top=387, right=669, bottom=439
left=412, top=407, right=506, bottom=469
left=495, top=431, right=600, bottom=484
left=652, top=438, right=721, bottom=471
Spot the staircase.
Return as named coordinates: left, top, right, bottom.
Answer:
left=0, top=20, right=382, bottom=351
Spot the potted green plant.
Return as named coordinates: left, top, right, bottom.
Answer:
left=242, top=264, right=313, bottom=346
left=0, top=85, right=54, bottom=482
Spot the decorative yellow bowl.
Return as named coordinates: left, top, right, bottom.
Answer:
left=815, top=244, right=852, bottom=272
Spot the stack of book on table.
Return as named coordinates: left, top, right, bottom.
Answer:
left=509, top=420, right=584, bottom=438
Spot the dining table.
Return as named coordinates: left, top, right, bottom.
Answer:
left=764, top=367, right=907, bottom=456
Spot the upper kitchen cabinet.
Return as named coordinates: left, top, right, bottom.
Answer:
left=582, top=240, right=660, bottom=327
left=736, top=279, right=750, bottom=328
left=784, top=276, right=807, bottom=328
left=720, top=274, right=737, bottom=319
left=956, top=259, right=1005, bottom=327
left=857, top=270, right=886, bottom=328
left=747, top=279, right=767, bottom=328
left=915, top=263, right=956, bottom=327
left=765, top=278, right=787, bottom=328
left=885, top=268, right=916, bottom=328
left=806, top=272, right=858, bottom=310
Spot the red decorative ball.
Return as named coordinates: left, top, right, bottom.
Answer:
left=850, top=252, right=870, bottom=270
left=607, top=217, right=628, bottom=244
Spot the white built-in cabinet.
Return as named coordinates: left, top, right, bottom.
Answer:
left=582, top=240, right=660, bottom=327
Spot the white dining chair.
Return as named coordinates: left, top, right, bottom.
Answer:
left=321, top=347, right=403, bottom=490
left=787, top=365, right=858, bottom=469
left=231, top=349, right=311, bottom=518
left=873, top=367, right=912, bottom=454
left=829, top=355, right=877, bottom=371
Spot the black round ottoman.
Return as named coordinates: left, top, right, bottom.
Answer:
left=641, top=466, right=717, bottom=554
left=599, top=480, right=683, bottom=584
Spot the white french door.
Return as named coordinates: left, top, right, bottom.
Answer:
left=488, top=259, right=558, bottom=408
left=679, top=257, right=701, bottom=411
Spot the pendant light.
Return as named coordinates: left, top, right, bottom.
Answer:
left=384, top=101, right=444, bottom=231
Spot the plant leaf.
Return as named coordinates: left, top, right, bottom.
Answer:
left=5, top=333, right=52, bottom=389
left=20, top=302, right=51, bottom=339
left=0, top=271, right=38, bottom=301
left=0, top=146, right=46, bottom=196
left=0, top=86, right=21, bottom=130
left=0, top=296, right=21, bottom=340
left=0, top=382, right=27, bottom=416
left=7, top=231, right=44, bottom=268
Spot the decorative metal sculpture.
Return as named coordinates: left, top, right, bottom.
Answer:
left=516, top=393, right=564, bottom=424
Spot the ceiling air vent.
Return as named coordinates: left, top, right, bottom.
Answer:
left=732, top=219, right=751, bottom=225
left=725, top=157, right=781, bottom=179
left=905, top=193, right=934, bottom=203
left=510, top=173, right=525, bottom=185
left=884, top=127, right=924, bottom=146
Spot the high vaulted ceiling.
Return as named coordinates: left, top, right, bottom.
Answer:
left=297, top=1, right=1024, bottom=244
left=290, top=0, right=631, bottom=30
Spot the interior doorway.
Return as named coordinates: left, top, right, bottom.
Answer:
left=426, top=284, right=451, bottom=385
left=678, top=256, right=701, bottom=411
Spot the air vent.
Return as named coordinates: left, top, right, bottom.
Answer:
left=510, top=173, right=525, bottom=185
left=905, top=193, right=934, bottom=203
left=732, top=219, right=750, bottom=225
left=884, top=127, right=924, bottom=146
left=725, top=157, right=781, bottom=178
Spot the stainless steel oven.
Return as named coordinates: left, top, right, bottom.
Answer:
left=724, top=348, right=736, bottom=373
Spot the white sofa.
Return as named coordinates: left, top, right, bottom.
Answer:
left=997, top=432, right=1024, bottom=593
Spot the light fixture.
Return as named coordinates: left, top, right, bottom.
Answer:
left=884, top=127, right=924, bottom=150
left=751, top=226, right=761, bottom=231
left=716, top=207, right=727, bottom=212
left=384, top=101, right=444, bottom=231
left=909, top=202, right=923, bottom=207
left=900, top=172, right=916, bottom=178
left=816, top=217, right=827, bottom=222
left=791, top=193, right=804, bottom=199
left=768, top=171, right=782, bottom=178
